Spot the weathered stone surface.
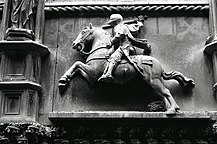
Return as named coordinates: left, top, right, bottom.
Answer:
left=145, top=17, right=211, bottom=111
left=39, top=48, right=58, bottom=125
left=44, top=18, right=59, bottom=48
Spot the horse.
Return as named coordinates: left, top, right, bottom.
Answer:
left=58, top=24, right=195, bottom=115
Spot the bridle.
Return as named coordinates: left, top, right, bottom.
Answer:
left=73, top=27, right=109, bottom=63
left=74, top=28, right=93, bottom=55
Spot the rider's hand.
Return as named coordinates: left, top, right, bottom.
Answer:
left=138, top=15, right=144, bottom=22
left=105, top=47, right=114, bottom=58
left=105, top=52, right=111, bottom=58
left=106, top=43, right=111, bottom=49
left=138, top=15, right=147, bottom=22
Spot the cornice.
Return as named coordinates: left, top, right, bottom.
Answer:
left=45, top=0, right=208, bottom=6
left=45, top=4, right=209, bottom=17
left=0, top=1, right=210, bottom=17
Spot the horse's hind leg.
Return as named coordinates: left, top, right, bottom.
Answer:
left=149, top=78, right=180, bottom=114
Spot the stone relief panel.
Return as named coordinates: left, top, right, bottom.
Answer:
left=57, top=14, right=196, bottom=115
left=43, top=15, right=213, bottom=114
left=19, top=2, right=212, bottom=124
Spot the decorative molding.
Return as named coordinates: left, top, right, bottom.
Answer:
left=0, top=3, right=210, bottom=17
left=48, top=111, right=216, bottom=120
left=0, top=81, right=42, bottom=91
left=0, top=41, right=49, bottom=56
left=204, top=41, right=217, bottom=55
left=45, top=0, right=209, bottom=6
left=45, top=5, right=209, bottom=16
left=0, top=120, right=216, bottom=144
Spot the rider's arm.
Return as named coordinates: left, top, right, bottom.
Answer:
left=110, top=32, right=125, bottom=46
left=110, top=25, right=126, bottom=46
left=105, top=38, right=118, bottom=57
left=105, top=25, right=126, bottom=57
left=127, top=21, right=143, bottom=34
left=106, top=46, right=115, bottom=57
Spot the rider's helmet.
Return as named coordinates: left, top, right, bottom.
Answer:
left=108, top=14, right=123, bottom=25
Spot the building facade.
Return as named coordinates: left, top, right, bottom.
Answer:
left=0, top=0, right=217, bottom=143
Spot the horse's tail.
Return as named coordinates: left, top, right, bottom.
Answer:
left=161, top=71, right=195, bottom=88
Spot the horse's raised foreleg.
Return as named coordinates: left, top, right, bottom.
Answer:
left=149, top=78, right=180, bottom=115
left=58, top=61, right=91, bottom=87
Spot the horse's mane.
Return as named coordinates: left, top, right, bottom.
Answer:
left=92, top=27, right=111, bottom=37
left=80, top=26, right=111, bottom=57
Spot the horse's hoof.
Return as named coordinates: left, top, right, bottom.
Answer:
left=59, top=77, right=68, bottom=83
left=58, top=83, right=67, bottom=95
left=175, top=107, right=180, bottom=111
left=166, top=109, right=177, bottom=115
left=58, top=83, right=66, bottom=88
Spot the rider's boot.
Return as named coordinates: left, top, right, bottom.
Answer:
left=98, top=60, right=116, bottom=81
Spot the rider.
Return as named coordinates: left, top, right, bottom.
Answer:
left=98, top=14, right=146, bottom=81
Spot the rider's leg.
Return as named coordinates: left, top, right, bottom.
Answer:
left=98, top=50, right=122, bottom=81
left=102, top=62, right=109, bottom=75
left=98, top=58, right=117, bottom=81
left=104, top=59, right=116, bottom=77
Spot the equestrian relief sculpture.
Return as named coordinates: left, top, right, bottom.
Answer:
left=58, top=14, right=195, bottom=115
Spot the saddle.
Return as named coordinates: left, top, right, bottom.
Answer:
left=118, top=54, right=153, bottom=80
left=119, top=56, right=153, bottom=67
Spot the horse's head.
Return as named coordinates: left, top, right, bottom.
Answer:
left=72, top=23, right=94, bottom=54
left=72, top=23, right=111, bottom=56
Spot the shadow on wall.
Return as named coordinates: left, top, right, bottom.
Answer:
left=58, top=75, right=193, bottom=111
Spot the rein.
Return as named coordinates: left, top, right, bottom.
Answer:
left=85, top=47, right=109, bottom=63
left=75, top=27, right=111, bottom=63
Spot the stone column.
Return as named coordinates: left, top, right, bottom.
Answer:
left=204, top=0, right=217, bottom=99
left=0, top=0, right=49, bottom=122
